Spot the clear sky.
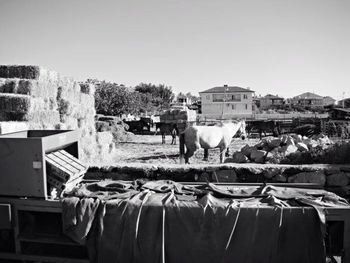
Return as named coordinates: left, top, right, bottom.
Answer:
left=0, top=0, right=349, bottom=100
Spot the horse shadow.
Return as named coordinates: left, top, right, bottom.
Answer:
left=129, top=153, right=179, bottom=161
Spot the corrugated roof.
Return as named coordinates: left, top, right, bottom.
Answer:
left=200, top=86, right=254, bottom=93
left=293, top=92, right=323, bottom=99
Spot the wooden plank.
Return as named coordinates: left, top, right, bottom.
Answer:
left=46, top=155, right=76, bottom=177
left=59, top=150, right=87, bottom=171
left=47, top=160, right=74, bottom=180
left=50, top=152, right=81, bottom=174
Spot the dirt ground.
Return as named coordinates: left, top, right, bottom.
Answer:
left=113, top=134, right=259, bottom=164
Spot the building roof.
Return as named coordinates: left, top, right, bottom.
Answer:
left=293, top=92, right=323, bottom=100
left=338, top=98, right=350, bottom=103
left=200, top=86, right=254, bottom=94
left=263, top=94, right=284, bottom=99
left=332, top=107, right=350, bottom=113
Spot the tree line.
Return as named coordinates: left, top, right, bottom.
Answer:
left=89, top=80, right=175, bottom=116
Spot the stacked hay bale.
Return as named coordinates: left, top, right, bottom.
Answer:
left=0, top=65, right=116, bottom=164
left=160, top=108, right=196, bottom=123
left=227, top=134, right=335, bottom=164
left=159, top=108, right=196, bottom=131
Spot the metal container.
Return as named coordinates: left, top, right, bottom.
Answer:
left=0, top=130, right=80, bottom=198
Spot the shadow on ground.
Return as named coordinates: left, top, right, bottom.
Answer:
left=127, top=153, right=179, bottom=161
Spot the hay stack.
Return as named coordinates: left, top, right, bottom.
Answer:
left=0, top=65, right=116, bottom=165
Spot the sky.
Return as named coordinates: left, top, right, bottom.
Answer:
left=0, top=0, right=349, bottom=100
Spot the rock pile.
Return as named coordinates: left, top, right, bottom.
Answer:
left=227, top=134, right=334, bottom=164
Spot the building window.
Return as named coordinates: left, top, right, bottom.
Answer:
left=213, top=94, right=225, bottom=102
left=245, top=104, right=248, bottom=110
left=243, top=94, right=248, bottom=99
left=232, top=104, right=235, bottom=110
left=227, top=94, right=241, bottom=102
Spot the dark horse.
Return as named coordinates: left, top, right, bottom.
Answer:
left=247, top=120, right=281, bottom=139
left=155, top=123, right=179, bottom=144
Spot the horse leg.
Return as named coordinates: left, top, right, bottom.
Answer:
left=185, top=149, right=195, bottom=164
left=220, top=146, right=226, bottom=163
left=203, top=149, right=209, bottom=161
left=162, top=133, right=165, bottom=144
left=225, top=147, right=230, bottom=157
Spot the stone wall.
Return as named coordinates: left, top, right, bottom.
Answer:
left=85, top=163, right=350, bottom=198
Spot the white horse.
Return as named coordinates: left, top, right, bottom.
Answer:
left=183, top=120, right=247, bottom=163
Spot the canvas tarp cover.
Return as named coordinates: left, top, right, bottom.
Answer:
left=61, top=180, right=349, bottom=263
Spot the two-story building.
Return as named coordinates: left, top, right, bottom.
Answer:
left=323, top=96, right=336, bottom=106
left=199, top=85, right=254, bottom=118
left=291, top=92, right=324, bottom=108
left=259, top=94, right=284, bottom=109
left=291, top=92, right=335, bottom=109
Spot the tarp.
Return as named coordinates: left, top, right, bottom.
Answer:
left=61, top=180, right=349, bottom=263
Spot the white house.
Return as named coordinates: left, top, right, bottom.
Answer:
left=199, top=85, right=254, bottom=118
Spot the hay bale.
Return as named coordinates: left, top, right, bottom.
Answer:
left=0, top=65, right=41, bottom=79
left=26, top=110, right=60, bottom=124
left=0, top=94, right=31, bottom=113
left=0, top=79, right=19, bottom=93
left=96, top=131, right=114, bottom=145
left=0, top=121, right=28, bottom=134
left=60, top=115, right=78, bottom=129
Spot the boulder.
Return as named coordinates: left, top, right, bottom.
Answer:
left=325, top=168, right=341, bottom=176
left=265, top=152, right=274, bottom=162
left=250, top=149, right=267, bottom=163
left=282, top=144, right=298, bottom=156
left=268, top=138, right=282, bottom=148
left=272, top=174, right=287, bottom=182
left=296, top=134, right=303, bottom=143
left=241, top=144, right=255, bottom=158
left=288, top=171, right=326, bottom=186
left=285, top=136, right=295, bottom=146
left=306, top=139, right=318, bottom=149
left=318, top=136, right=333, bottom=146
left=231, top=152, right=249, bottom=163
left=263, top=168, right=280, bottom=179
left=296, top=142, right=309, bottom=152
left=214, top=169, right=237, bottom=182
left=326, top=172, right=350, bottom=187
left=281, top=135, right=288, bottom=145
left=266, top=152, right=283, bottom=164
left=255, top=140, right=266, bottom=150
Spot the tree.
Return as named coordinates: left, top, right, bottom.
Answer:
left=95, top=81, right=143, bottom=116
left=185, top=92, right=200, bottom=103
left=135, top=83, right=175, bottom=110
